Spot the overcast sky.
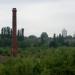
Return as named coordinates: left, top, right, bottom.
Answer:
left=0, top=0, right=75, bottom=37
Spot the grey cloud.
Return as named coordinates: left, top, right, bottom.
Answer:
left=0, top=0, right=75, bottom=4
left=0, top=0, right=67, bottom=4
left=0, top=0, right=75, bottom=36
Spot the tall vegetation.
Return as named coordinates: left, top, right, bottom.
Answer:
left=0, top=26, right=75, bottom=75
left=0, top=47, right=75, bottom=75
left=0, top=26, right=75, bottom=48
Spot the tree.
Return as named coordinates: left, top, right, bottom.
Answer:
left=49, top=34, right=57, bottom=48
left=57, top=33, right=64, bottom=46
left=28, top=35, right=39, bottom=47
left=0, top=27, right=12, bottom=47
left=40, top=32, right=49, bottom=47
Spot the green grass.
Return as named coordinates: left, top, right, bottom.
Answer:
left=0, top=47, right=75, bottom=75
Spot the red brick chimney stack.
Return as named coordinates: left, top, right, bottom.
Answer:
left=12, top=8, right=17, bottom=56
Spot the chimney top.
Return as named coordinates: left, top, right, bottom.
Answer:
left=12, top=8, right=17, bottom=11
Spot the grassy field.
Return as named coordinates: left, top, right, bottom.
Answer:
left=0, top=47, right=75, bottom=75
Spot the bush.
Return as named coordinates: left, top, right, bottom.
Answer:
left=0, top=47, right=75, bottom=75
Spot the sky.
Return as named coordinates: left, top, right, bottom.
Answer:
left=0, top=0, right=75, bottom=37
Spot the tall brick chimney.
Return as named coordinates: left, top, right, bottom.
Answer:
left=12, top=8, right=17, bottom=56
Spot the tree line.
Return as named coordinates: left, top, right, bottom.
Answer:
left=0, top=26, right=75, bottom=48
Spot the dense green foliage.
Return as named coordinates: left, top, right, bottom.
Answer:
left=0, top=26, right=75, bottom=48
left=0, top=47, right=75, bottom=75
left=0, top=26, right=75, bottom=75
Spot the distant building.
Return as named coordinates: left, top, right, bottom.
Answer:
left=62, top=29, right=67, bottom=37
